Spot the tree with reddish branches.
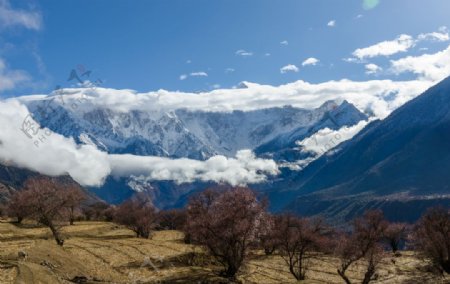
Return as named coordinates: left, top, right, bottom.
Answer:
left=7, top=191, right=32, bottom=224
left=275, top=214, right=330, bottom=280
left=114, top=197, right=157, bottom=238
left=63, top=185, right=86, bottom=225
left=383, top=222, right=407, bottom=253
left=156, top=209, right=187, bottom=230
left=412, top=206, right=450, bottom=274
left=258, top=213, right=278, bottom=255
left=336, top=210, right=388, bottom=284
left=15, top=177, right=75, bottom=246
left=184, top=187, right=265, bottom=279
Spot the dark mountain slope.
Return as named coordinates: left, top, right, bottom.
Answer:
left=279, top=77, right=450, bottom=222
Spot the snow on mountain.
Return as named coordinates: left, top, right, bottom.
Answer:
left=16, top=89, right=369, bottom=207
left=21, top=90, right=368, bottom=162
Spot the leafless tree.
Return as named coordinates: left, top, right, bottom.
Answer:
left=336, top=210, right=387, bottom=284
left=7, top=191, right=32, bottom=223
left=275, top=214, right=330, bottom=280
left=412, top=206, right=450, bottom=274
left=114, top=198, right=157, bottom=238
left=18, top=177, right=74, bottom=246
left=156, top=209, right=187, bottom=230
left=258, top=213, right=278, bottom=255
left=81, top=201, right=111, bottom=221
left=184, top=187, right=265, bottom=279
left=63, top=186, right=86, bottom=225
left=383, top=222, right=407, bottom=253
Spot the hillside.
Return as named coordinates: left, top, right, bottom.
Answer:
left=0, top=220, right=446, bottom=284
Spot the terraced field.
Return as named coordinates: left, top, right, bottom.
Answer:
left=0, top=220, right=448, bottom=283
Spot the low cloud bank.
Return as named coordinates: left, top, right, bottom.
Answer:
left=0, top=100, right=278, bottom=186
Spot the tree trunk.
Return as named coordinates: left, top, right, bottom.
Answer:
left=337, top=269, right=352, bottom=284
left=48, top=222, right=64, bottom=246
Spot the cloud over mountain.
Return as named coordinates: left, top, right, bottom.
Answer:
left=0, top=100, right=278, bottom=186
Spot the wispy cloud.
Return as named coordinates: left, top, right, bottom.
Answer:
left=280, top=64, right=299, bottom=74
left=236, top=49, right=253, bottom=57
left=190, top=71, right=208, bottom=77
left=179, top=72, right=208, bottom=80
left=280, top=40, right=289, bottom=46
left=225, top=68, right=235, bottom=73
left=0, top=58, right=30, bottom=92
left=417, top=26, right=449, bottom=42
left=353, top=34, right=414, bottom=60
left=327, top=20, right=336, bottom=27
left=0, top=0, right=42, bottom=30
left=351, top=28, right=449, bottom=61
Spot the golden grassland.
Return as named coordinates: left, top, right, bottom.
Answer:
left=0, top=220, right=448, bottom=284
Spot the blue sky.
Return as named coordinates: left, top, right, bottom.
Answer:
left=1, top=0, right=450, bottom=96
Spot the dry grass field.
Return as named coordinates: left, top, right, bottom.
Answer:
left=0, top=220, right=448, bottom=284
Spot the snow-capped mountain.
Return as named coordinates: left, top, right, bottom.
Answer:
left=23, top=92, right=367, bottom=160
left=19, top=89, right=368, bottom=207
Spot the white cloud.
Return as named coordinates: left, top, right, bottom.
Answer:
left=22, top=75, right=432, bottom=120
left=297, top=120, right=371, bottom=156
left=190, top=71, right=208, bottom=77
left=365, top=63, right=382, bottom=75
left=179, top=72, right=207, bottom=80
left=0, top=99, right=110, bottom=187
left=109, top=150, right=279, bottom=186
left=417, top=27, right=449, bottom=42
left=0, top=99, right=279, bottom=187
left=351, top=28, right=449, bottom=61
left=280, top=64, right=299, bottom=74
left=327, top=20, right=336, bottom=27
left=390, top=44, right=450, bottom=81
left=302, top=57, right=319, bottom=66
left=0, top=0, right=42, bottom=30
left=356, top=14, right=364, bottom=19
left=236, top=49, right=253, bottom=57
left=280, top=40, right=289, bottom=46
left=0, top=58, right=30, bottom=92
left=352, top=34, right=415, bottom=60
left=265, top=53, right=271, bottom=57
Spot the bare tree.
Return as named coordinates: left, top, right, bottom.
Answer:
left=156, top=209, right=186, bottom=230
left=336, top=210, right=387, bottom=284
left=412, top=206, right=450, bottom=274
left=383, top=222, right=407, bottom=253
left=114, top=198, right=157, bottom=238
left=184, top=187, right=265, bottom=279
left=275, top=214, right=330, bottom=280
left=7, top=191, right=32, bottom=224
left=258, top=213, right=278, bottom=255
left=81, top=202, right=111, bottom=221
left=63, top=186, right=86, bottom=225
left=18, top=177, right=74, bottom=246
